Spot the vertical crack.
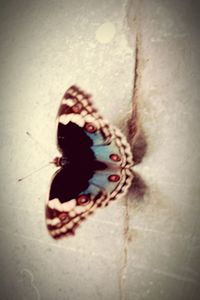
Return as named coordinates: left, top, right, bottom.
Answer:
left=128, top=32, right=147, bottom=165
left=128, top=33, right=141, bottom=148
left=119, top=2, right=147, bottom=298
left=119, top=196, right=130, bottom=300
left=119, top=34, right=141, bottom=300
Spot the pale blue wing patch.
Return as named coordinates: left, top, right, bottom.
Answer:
left=89, top=170, right=121, bottom=194
left=91, top=144, right=120, bottom=164
left=85, top=131, right=106, bottom=146
left=80, top=168, right=121, bottom=199
left=80, top=182, right=102, bottom=196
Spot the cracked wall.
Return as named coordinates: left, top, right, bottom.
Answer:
left=0, top=0, right=200, bottom=300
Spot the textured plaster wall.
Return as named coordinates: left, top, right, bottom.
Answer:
left=0, top=0, right=200, bottom=300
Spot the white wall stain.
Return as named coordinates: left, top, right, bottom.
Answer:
left=20, top=268, right=41, bottom=300
left=95, top=22, right=116, bottom=43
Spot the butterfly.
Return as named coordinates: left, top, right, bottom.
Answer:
left=46, top=85, right=134, bottom=239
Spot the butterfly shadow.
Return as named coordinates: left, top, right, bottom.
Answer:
left=127, top=118, right=148, bottom=202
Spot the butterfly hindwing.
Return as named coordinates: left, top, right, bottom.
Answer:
left=46, top=188, right=108, bottom=239
left=46, top=85, right=133, bottom=238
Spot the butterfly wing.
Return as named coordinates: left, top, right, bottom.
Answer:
left=46, top=86, right=133, bottom=238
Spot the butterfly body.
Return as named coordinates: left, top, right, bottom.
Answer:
left=46, top=86, right=133, bottom=238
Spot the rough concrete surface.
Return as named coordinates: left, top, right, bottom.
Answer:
left=0, top=0, right=200, bottom=299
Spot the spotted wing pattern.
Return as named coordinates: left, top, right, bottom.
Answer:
left=46, top=85, right=133, bottom=239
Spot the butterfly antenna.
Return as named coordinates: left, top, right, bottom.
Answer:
left=26, top=131, right=50, bottom=157
left=17, top=162, right=52, bottom=182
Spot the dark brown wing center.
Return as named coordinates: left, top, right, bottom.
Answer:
left=49, top=122, right=106, bottom=203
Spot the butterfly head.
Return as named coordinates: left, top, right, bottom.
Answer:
left=52, top=156, right=69, bottom=167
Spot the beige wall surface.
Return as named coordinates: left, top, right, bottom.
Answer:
left=0, top=0, right=199, bottom=299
